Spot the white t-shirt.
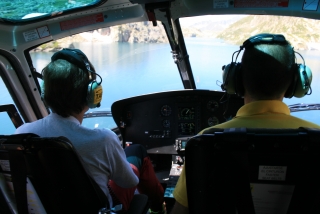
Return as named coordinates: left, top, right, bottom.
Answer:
left=15, top=113, right=139, bottom=207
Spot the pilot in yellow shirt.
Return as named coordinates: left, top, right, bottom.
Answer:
left=173, top=100, right=320, bottom=207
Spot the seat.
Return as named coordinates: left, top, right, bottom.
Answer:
left=0, top=133, right=149, bottom=214
left=0, top=104, right=24, bottom=214
left=0, top=170, right=13, bottom=214
left=185, top=127, right=320, bottom=214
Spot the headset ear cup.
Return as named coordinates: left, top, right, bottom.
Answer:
left=285, top=64, right=312, bottom=98
left=221, top=63, right=243, bottom=96
left=293, top=64, right=312, bottom=98
left=222, top=63, right=236, bottom=94
left=87, top=81, right=103, bottom=108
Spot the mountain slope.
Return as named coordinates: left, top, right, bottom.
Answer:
left=217, top=15, right=320, bottom=50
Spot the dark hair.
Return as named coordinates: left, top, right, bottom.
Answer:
left=42, top=59, right=96, bottom=117
left=241, top=42, right=295, bottom=100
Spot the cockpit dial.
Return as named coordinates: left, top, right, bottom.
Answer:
left=178, top=107, right=195, bottom=120
left=161, top=105, right=172, bottom=116
left=162, top=119, right=170, bottom=128
left=207, top=100, right=219, bottom=111
left=178, top=122, right=195, bottom=135
left=208, top=116, right=219, bottom=126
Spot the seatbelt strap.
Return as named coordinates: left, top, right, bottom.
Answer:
left=9, top=150, right=28, bottom=214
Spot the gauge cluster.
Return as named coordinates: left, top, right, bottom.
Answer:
left=178, top=107, right=195, bottom=120
left=178, top=122, right=195, bottom=135
left=111, top=90, right=243, bottom=154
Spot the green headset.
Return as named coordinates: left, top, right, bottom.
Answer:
left=221, top=33, right=312, bottom=98
left=50, top=48, right=103, bottom=108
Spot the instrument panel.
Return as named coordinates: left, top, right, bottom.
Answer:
left=111, top=90, right=243, bottom=154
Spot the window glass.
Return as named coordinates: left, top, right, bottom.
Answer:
left=0, top=76, right=20, bottom=134
left=30, top=21, right=182, bottom=129
left=180, top=15, right=320, bottom=125
left=0, top=0, right=102, bottom=22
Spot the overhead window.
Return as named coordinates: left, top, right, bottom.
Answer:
left=0, top=0, right=104, bottom=22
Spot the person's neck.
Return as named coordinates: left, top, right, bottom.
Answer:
left=70, top=106, right=89, bottom=124
left=244, top=95, right=283, bottom=105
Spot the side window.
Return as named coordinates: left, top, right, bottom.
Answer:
left=0, top=56, right=24, bottom=134
left=0, top=79, right=19, bottom=134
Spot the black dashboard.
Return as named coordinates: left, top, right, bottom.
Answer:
left=111, top=90, right=243, bottom=154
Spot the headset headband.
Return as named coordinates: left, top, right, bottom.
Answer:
left=241, top=33, right=289, bottom=50
left=51, top=48, right=92, bottom=78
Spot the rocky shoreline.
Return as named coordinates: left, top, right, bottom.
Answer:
left=32, top=21, right=169, bottom=52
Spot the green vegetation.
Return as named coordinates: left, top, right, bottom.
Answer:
left=216, top=15, right=320, bottom=50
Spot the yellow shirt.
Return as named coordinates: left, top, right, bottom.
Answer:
left=173, top=100, right=320, bottom=207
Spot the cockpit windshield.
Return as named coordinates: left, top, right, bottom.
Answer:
left=180, top=14, right=320, bottom=125
left=30, top=21, right=183, bottom=128
left=29, top=15, right=320, bottom=129
left=0, top=0, right=103, bottom=22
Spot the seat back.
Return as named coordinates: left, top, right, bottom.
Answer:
left=0, top=154, right=15, bottom=214
left=0, top=133, right=109, bottom=214
left=185, top=128, right=320, bottom=214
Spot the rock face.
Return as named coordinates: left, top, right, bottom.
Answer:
left=33, top=21, right=168, bottom=52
